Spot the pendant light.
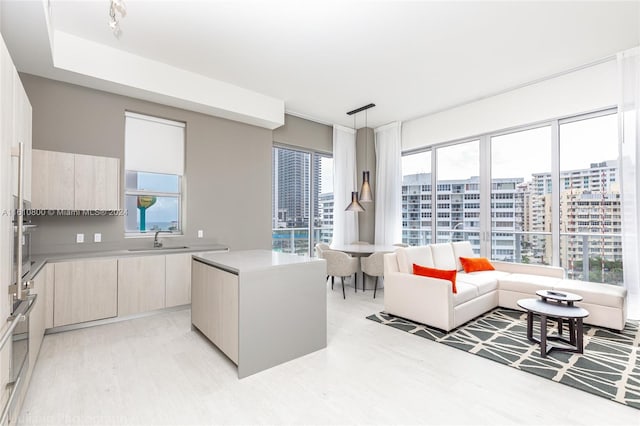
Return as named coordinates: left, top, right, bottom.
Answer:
left=345, top=110, right=365, bottom=212
left=359, top=108, right=373, bottom=203
left=345, top=191, right=365, bottom=212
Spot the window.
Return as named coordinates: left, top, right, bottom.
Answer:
left=124, top=112, right=185, bottom=235
left=559, top=112, right=621, bottom=284
left=401, top=150, right=431, bottom=245
left=400, top=108, right=621, bottom=287
left=272, top=146, right=333, bottom=256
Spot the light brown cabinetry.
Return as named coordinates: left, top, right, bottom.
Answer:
left=28, top=266, right=46, bottom=376
left=53, top=259, right=118, bottom=327
left=74, top=154, right=120, bottom=210
left=165, top=253, right=191, bottom=307
left=31, top=150, right=74, bottom=210
left=31, top=149, right=120, bottom=210
left=191, top=260, right=238, bottom=364
left=117, top=256, right=166, bottom=316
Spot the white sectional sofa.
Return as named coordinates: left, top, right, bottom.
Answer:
left=383, top=242, right=628, bottom=331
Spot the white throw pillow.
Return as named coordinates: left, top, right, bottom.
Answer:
left=452, top=241, right=475, bottom=271
left=396, top=246, right=434, bottom=274
left=430, top=243, right=457, bottom=270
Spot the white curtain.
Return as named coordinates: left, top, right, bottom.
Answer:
left=374, top=122, right=402, bottom=246
left=332, top=125, right=359, bottom=245
left=618, top=47, right=640, bottom=320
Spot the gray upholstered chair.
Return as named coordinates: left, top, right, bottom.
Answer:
left=361, top=252, right=385, bottom=298
left=351, top=241, right=370, bottom=245
left=322, top=249, right=359, bottom=299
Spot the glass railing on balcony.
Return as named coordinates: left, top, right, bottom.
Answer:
left=560, top=232, right=623, bottom=286
left=272, top=227, right=334, bottom=257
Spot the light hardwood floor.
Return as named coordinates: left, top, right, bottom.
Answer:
left=18, top=283, right=639, bottom=425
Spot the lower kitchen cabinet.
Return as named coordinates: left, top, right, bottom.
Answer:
left=165, top=253, right=191, bottom=307
left=191, top=260, right=238, bottom=364
left=53, top=259, right=118, bottom=327
left=118, top=256, right=166, bottom=316
left=29, top=265, right=47, bottom=369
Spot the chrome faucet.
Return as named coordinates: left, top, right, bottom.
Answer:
left=153, top=230, right=172, bottom=248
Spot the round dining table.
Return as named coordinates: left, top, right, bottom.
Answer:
left=328, top=243, right=399, bottom=291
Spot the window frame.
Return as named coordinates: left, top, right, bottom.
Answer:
left=123, top=112, right=186, bottom=238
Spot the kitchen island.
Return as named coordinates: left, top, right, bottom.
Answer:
left=191, top=250, right=327, bottom=378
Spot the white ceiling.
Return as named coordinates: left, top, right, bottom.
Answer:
left=2, top=0, right=639, bottom=129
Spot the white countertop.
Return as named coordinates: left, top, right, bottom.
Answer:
left=193, top=249, right=324, bottom=273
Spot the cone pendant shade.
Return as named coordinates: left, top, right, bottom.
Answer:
left=345, top=191, right=365, bottom=212
left=359, top=171, right=373, bottom=202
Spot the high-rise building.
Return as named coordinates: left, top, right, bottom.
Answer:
left=401, top=173, right=522, bottom=260
left=272, top=149, right=317, bottom=228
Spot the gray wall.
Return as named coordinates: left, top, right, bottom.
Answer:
left=273, top=114, right=332, bottom=153
left=356, top=127, right=375, bottom=243
left=22, top=73, right=278, bottom=253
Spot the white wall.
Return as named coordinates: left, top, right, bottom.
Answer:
left=402, top=60, right=618, bottom=150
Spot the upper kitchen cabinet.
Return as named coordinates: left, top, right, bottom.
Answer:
left=74, top=153, right=120, bottom=210
left=31, top=149, right=120, bottom=210
left=13, top=73, right=32, bottom=202
left=31, top=149, right=74, bottom=210
left=1, top=38, right=32, bottom=203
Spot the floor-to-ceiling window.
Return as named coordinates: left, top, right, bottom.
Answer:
left=272, top=146, right=333, bottom=256
left=436, top=140, right=480, bottom=250
left=401, top=151, right=432, bottom=246
left=559, top=111, right=621, bottom=284
left=490, top=126, right=551, bottom=264
left=400, top=108, right=622, bottom=287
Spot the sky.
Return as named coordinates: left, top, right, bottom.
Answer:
left=403, top=113, right=618, bottom=181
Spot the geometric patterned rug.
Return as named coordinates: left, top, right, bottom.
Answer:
left=367, top=308, right=640, bottom=410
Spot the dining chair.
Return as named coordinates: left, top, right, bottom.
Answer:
left=322, top=250, right=359, bottom=299
left=393, top=243, right=409, bottom=247
left=351, top=241, right=370, bottom=245
left=361, top=252, right=385, bottom=298
left=315, top=243, right=331, bottom=283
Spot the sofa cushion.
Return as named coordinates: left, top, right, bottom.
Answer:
left=452, top=241, right=475, bottom=271
left=413, top=263, right=457, bottom=293
left=554, top=279, right=627, bottom=308
left=453, top=282, right=479, bottom=306
left=457, top=270, right=509, bottom=296
left=396, top=246, right=434, bottom=274
left=499, top=273, right=562, bottom=294
left=459, top=257, right=495, bottom=273
left=431, top=243, right=457, bottom=270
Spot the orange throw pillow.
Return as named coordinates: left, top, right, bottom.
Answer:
left=459, top=257, right=495, bottom=273
left=412, top=263, right=457, bottom=294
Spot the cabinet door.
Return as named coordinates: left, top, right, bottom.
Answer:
left=13, top=74, right=31, bottom=202
left=44, top=263, right=54, bottom=329
left=166, top=253, right=191, bottom=307
left=219, top=270, right=239, bottom=364
left=117, top=256, right=166, bottom=316
left=191, top=260, right=209, bottom=336
left=74, top=153, right=120, bottom=210
left=54, top=259, right=118, bottom=327
left=29, top=266, right=46, bottom=371
left=31, top=149, right=75, bottom=210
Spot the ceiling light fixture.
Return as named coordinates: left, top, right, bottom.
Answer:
left=346, top=103, right=375, bottom=207
left=109, top=0, right=127, bottom=38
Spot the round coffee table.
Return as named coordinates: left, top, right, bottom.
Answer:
left=517, top=298, right=589, bottom=358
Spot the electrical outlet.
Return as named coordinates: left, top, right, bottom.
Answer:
left=76, top=233, right=84, bottom=243
left=197, top=230, right=204, bottom=238
left=94, top=233, right=102, bottom=243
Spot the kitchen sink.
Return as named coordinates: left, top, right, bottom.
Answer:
left=127, top=246, right=189, bottom=252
